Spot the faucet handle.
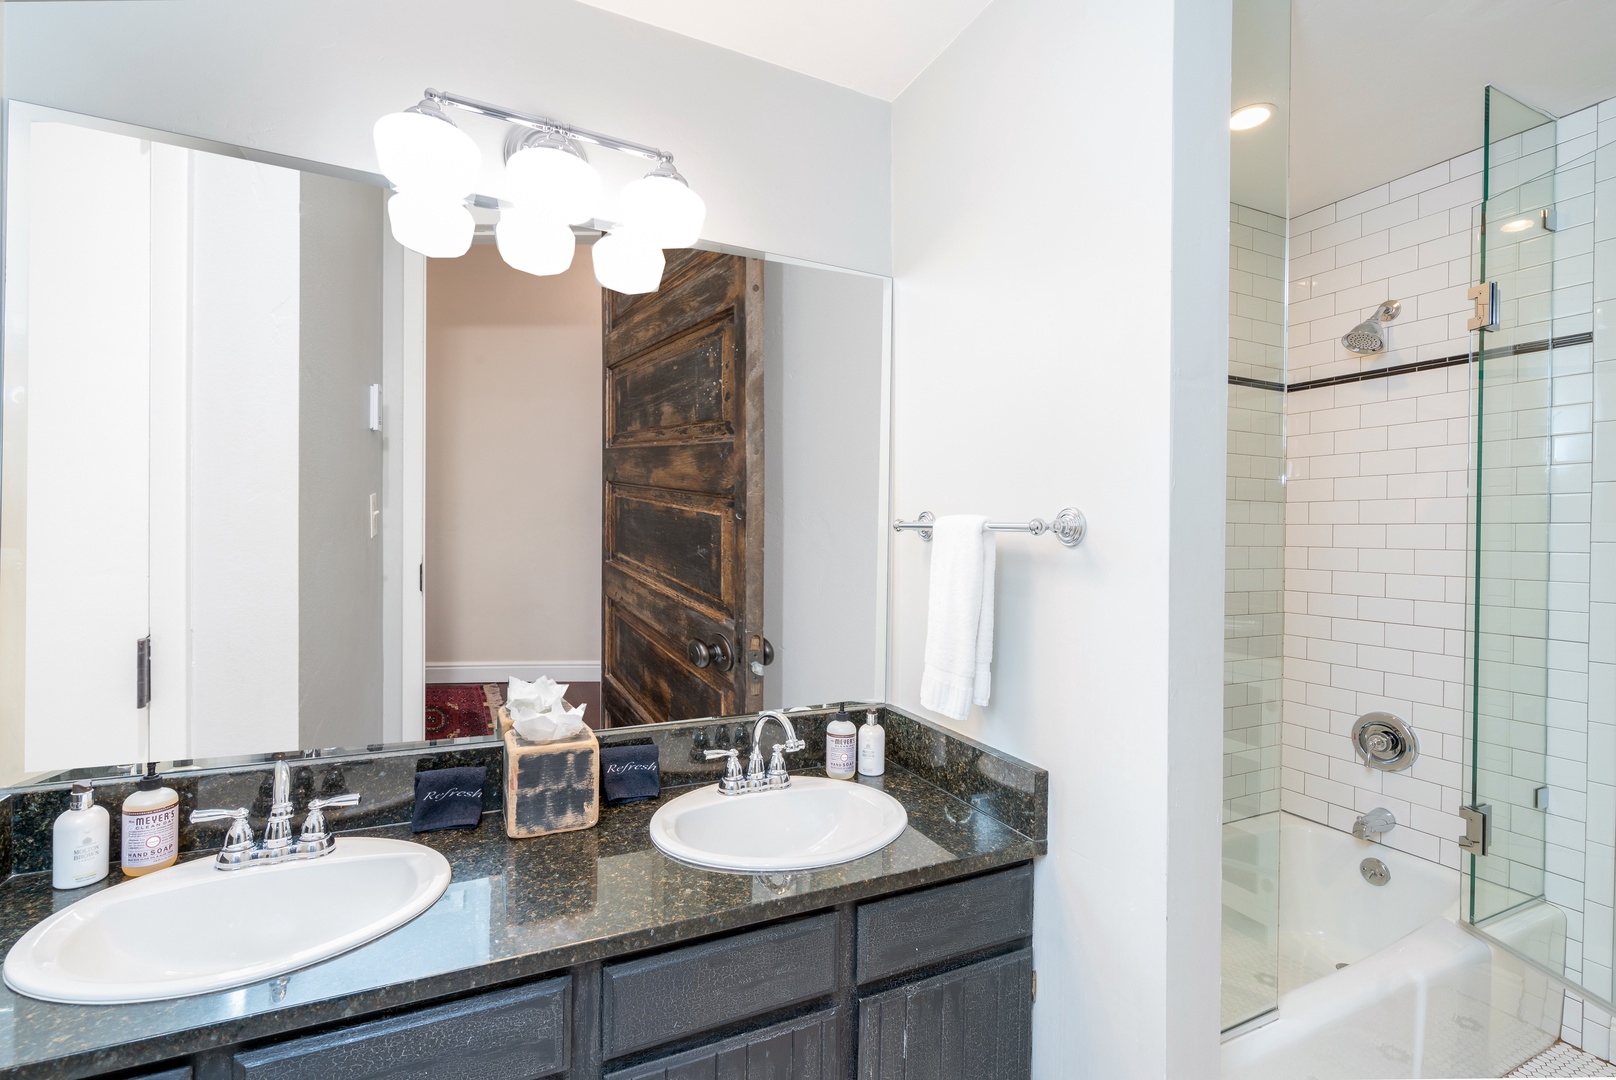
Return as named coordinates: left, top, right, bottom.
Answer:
left=766, top=745, right=794, bottom=789
left=704, top=749, right=746, bottom=795
left=191, top=807, right=254, bottom=851
left=300, top=793, right=361, bottom=841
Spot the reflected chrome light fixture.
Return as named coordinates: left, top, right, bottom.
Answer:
left=373, top=89, right=701, bottom=294
left=592, top=229, right=666, bottom=295
left=495, top=208, right=576, bottom=276
left=1230, top=103, right=1274, bottom=131
left=1342, top=300, right=1401, bottom=354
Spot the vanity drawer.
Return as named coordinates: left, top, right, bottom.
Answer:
left=133, top=1068, right=193, bottom=1080
left=601, top=913, right=838, bottom=1059
left=855, top=863, right=1033, bottom=984
left=605, top=1006, right=844, bottom=1080
left=231, top=977, right=569, bottom=1079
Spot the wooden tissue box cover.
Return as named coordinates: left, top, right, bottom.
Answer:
left=502, top=719, right=600, bottom=839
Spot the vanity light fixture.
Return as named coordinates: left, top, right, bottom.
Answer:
left=373, top=89, right=706, bottom=294
left=1229, top=103, right=1274, bottom=131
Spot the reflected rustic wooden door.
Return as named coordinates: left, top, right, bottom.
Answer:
left=600, top=249, right=764, bottom=727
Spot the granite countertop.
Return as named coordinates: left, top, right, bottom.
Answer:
left=0, top=764, right=1040, bottom=1079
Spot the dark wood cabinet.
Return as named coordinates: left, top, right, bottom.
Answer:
left=128, top=865, right=1033, bottom=1080
left=856, top=949, right=1035, bottom=1080
left=605, top=1008, right=843, bottom=1080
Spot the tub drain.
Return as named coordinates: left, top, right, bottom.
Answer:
left=1335, top=962, right=1350, bottom=970
left=1360, top=857, right=1391, bottom=886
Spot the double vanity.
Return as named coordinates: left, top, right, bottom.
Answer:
left=0, top=705, right=1045, bottom=1080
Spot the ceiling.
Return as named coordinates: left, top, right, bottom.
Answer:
left=1291, top=0, right=1616, bottom=214
left=569, top=0, right=995, bottom=101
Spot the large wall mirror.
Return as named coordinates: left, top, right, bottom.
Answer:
left=0, top=103, right=892, bottom=787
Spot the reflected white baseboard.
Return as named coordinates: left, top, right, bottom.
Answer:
left=425, top=662, right=601, bottom=684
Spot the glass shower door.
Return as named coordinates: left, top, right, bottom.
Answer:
left=1466, top=85, right=1560, bottom=926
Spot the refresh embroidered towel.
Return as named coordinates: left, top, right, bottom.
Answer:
left=600, top=743, right=661, bottom=805
left=412, top=766, right=487, bottom=832
left=920, top=515, right=996, bottom=722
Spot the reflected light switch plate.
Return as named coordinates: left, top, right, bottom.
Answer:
left=369, top=493, right=379, bottom=539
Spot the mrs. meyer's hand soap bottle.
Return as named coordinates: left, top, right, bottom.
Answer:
left=826, top=707, right=857, bottom=779
left=122, top=764, right=179, bottom=876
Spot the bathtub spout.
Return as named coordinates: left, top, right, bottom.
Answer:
left=1352, top=807, right=1395, bottom=840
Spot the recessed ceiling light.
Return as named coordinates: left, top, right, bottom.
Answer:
left=1500, top=217, right=1534, bottom=233
left=1230, top=104, right=1274, bottom=131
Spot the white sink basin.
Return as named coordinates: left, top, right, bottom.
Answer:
left=649, top=776, right=907, bottom=872
left=3, top=837, right=451, bottom=1004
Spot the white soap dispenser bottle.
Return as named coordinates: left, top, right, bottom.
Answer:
left=857, top=708, right=886, bottom=776
left=53, top=783, right=110, bottom=889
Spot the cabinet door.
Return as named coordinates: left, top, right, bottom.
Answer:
left=857, top=949, right=1032, bottom=1080
left=606, top=1007, right=842, bottom=1080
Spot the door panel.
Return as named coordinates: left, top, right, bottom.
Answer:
left=601, top=250, right=764, bottom=727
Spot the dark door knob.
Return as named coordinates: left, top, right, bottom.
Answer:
left=687, top=635, right=734, bottom=672
left=761, top=638, right=775, bottom=665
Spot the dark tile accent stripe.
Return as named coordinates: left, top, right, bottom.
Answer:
left=1285, top=350, right=1472, bottom=393
left=1224, top=331, right=1595, bottom=395
left=1228, top=374, right=1286, bottom=392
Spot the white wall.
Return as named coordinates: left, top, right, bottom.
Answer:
left=763, top=261, right=887, bottom=708
left=889, top=0, right=1229, bottom=1074
left=17, top=122, right=151, bottom=773
left=186, top=153, right=302, bottom=759
left=425, top=245, right=603, bottom=679
left=3, top=0, right=891, bottom=276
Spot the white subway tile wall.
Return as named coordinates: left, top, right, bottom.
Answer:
left=1226, top=204, right=1287, bottom=823
left=1278, top=98, right=1616, bottom=1060
left=1281, top=147, right=1481, bottom=869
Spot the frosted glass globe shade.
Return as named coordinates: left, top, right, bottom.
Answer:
left=496, top=211, right=577, bottom=276
left=592, top=231, right=666, bottom=294
left=387, top=193, right=474, bottom=258
left=619, top=174, right=706, bottom=248
left=505, top=145, right=602, bottom=226
left=373, top=108, right=480, bottom=197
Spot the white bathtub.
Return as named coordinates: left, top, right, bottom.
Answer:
left=1222, top=813, right=1564, bottom=1080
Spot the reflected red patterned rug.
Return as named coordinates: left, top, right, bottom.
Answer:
left=424, top=683, right=503, bottom=740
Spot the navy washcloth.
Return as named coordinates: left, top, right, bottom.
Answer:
left=601, top=744, right=661, bottom=805
left=412, top=766, right=487, bottom=832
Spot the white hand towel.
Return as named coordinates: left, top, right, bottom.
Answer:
left=920, top=515, right=996, bottom=721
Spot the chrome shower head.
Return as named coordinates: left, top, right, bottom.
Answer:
left=1341, top=300, right=1401, bottom=354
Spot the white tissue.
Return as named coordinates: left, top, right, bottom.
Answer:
left=507, top=675, right=588, bottom=742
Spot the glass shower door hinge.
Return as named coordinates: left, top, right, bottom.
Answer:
left=1458, top=803, right=1491, bottom=856
left=1468, top=282, right=1500, bottom=332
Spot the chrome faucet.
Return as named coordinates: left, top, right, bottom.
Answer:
left=1352, top=807, right=1395, bottom=840
left=191, top=760, right=361, bottom=870
left=703, top=710, right=805, bottom=796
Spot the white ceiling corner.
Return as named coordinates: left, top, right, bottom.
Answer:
left=568, top=0, right=997, bottom=101
left=1290, top=0, right=1616, bottom=215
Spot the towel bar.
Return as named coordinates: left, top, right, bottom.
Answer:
left=893, top=508, right=1087, bottom=547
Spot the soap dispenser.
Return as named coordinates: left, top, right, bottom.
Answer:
left=826, top=707, right=857, bottom=780
left=857, top=708, right=886, bottom=776
left=121, top=764, right=179, bottom=877
left=52, top=783, right=109, bottom=889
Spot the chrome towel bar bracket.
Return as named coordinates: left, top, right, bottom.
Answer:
left=893, top=508, right=1087, bottom=547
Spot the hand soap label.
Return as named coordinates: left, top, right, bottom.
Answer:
left=827, top=733, right=856, bottom=776
left=123, top=804, right=178, bottom=868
